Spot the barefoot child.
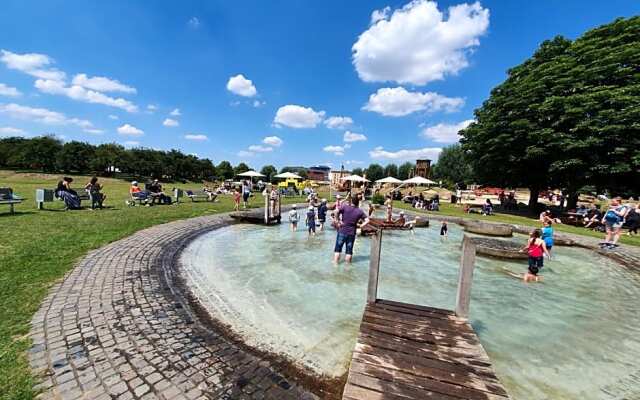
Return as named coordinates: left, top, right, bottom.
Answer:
left=306, top=205, right=316, bottom=236
left=521, top=229, right=550, bottom=282
left=289, top=205, right=299, bottom=231
left=541, top=221, right=554, bottom=256
left=233, top=188, right=241, bottom=211
left=440, top=221, right=448, bottom=240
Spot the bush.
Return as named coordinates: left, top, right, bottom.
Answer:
left=371, top=193, right=385, bottom=205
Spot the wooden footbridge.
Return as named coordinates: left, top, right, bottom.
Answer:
left=343, top=233, right=511, bottom=400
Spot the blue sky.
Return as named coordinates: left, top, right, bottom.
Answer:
left=0, top=0, right=638, bottom=169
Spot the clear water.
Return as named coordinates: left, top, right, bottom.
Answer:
left=180, top=221, right=640, bottom=400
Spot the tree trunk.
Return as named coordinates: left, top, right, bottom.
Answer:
left=566, top=191, right=579, bottom=210
left=528, top=187, right=540, bottom=215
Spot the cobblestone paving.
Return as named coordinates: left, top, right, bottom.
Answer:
left=29, top=214, right=319, bottom=400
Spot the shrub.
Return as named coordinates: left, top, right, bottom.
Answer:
left=371, top=193, right=385, bottom=205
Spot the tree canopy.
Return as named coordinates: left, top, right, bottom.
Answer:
left=260, top=165, right=277, bottom=182
left=431, top=144, right=474, bottom=187
left=461, top=16, right=640, bottom=209
left=365, top=163, right=384, bottom=182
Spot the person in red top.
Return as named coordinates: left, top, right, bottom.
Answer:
left=520, top=229, right=550, bottom=282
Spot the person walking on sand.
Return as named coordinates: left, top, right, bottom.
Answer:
left=521, top=229, right=550, bottom=282
left=333, top=196, right=370, bottom=264
left=306, top=205, right=316, bottom=236
left=289, top=204, right=299, bottom=232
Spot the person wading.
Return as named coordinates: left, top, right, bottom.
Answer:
left=333, top=196, right=370, bottom=264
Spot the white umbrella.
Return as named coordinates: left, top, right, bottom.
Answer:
left=340, top=174, right=370, bottom=182
left=403, top=176, right=436, bottom=185
left=237, top=170, right=265, bottom=178
left=274, top=172, right=303, bottom=179
left=376, top=176, right=402, bottom=184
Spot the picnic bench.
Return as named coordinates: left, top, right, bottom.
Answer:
left=173, top=188, right=216, bottom=203
left=36, top=188, right=91, bottom=210
left=0, top=187, right=23, bottom=213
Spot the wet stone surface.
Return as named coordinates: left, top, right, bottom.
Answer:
left=29, top=214, right=318, bottom=400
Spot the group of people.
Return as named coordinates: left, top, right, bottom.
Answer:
left=410, top=193, right=440, bottom=211
left=55, top=176, right=106, bottom=210
left=129, top=179, right=172, bottom=205
left=287, top=192, right=369, bottom=263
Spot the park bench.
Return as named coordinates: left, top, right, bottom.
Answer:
left=36, top=188, right=91, bottom=210
left=0, top=187, right=23, bottom=213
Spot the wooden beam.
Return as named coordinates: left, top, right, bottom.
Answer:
left=455, top=235, right=477, bottom=319
left=264, top=194, right=269, bottom=224
left=367, top=230, right=382, bottom=303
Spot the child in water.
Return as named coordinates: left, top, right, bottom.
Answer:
left=541, top=221, right=554, bottom=257
left=289, top=205, right=299, bottom=231
left=233, top=188, right=241, bottom=211
left=520, top=229, right=551, bottom=282
left=440, top=221, right=448, bottom=240
left=306, top=205, right=316, bottom=236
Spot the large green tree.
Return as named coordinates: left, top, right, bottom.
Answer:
left=398, top=162, right=414, bottom=180
left=260, top=165, right=277, bottom=182
left=461, top=16, right=640, bottom=211
left=431, top=144, right=474, bottom=187
left=383, top=163, right=399, bottom=178
left=234, top=162, right=251, bottom=175
left=365, top=163, right=384, bottom=182
left=216, top=161, right=234, bottom=180
left=56, top=141, right=96, bottom=173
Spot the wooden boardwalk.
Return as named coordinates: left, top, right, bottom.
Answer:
left=343, top=299, right=510, bottom=400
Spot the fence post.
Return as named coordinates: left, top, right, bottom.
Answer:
left=455, top=235, right=477, bottom=318
left=367, top=230, right=382, bottom=303
left=264, top=194, right=269, bottom=224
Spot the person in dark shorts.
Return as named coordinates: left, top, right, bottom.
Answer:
left=440, top=221, right=448, bottom=240
left=521, top=229, right=550, bottom=282
left=317, top=199, right=328, bottom=231
left=333, top=196, right=370, bottom=263
left=306, top=205, right=316, bottom=236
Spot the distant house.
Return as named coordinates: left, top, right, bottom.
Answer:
left=307, top=165, right=331, bottom=182
left=329, top=169, right=350, bottom=187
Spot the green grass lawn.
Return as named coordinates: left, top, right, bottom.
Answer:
left=0, top=170, right=313, bottom=400
left=396, top=201, right=640, bottom=247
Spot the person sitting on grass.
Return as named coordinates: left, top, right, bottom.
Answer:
left=483, top=199, right=493, bottom=215
left=56, top=177, right=81, bottom=210
left=85, top=176, right=105, bottom=210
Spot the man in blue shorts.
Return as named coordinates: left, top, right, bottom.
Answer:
left=333, top=196, right=370, bottom=263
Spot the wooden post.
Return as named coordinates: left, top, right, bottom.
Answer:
left=277, top=193, right=281, bottom=219
left=367, top=230, right=382, bottom=303
left=264, top=194, right=269, bottom=224
left=455, top=235, right=477, bottom=318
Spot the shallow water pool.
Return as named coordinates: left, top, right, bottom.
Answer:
left=180, top=221, right=640, bottom=400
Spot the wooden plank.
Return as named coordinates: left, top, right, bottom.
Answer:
left=360, top=321, right=480, bottom=350
left=364, top=306, right=476, bottom=336
left=456, top=236, right=477, bottom=318
left=373, top=301, right=460, bottom=322
left=377, top=299, right=455, bottom=316
left=367, top=231, right=382, bottom=303
left=346, top=371, right=463, bottom=400
left=362, top=314, right=479, bottom=345
left=349, top=360, right=508, bottom=400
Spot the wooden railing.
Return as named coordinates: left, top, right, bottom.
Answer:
left=263, top=193, right=282, bottom=224
left=366, top=231, right=478, bottom=319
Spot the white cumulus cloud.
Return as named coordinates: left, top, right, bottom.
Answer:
left=0, top=50, right=66, bottom=81
left=0, top=83, right=22, bottom=97
left=0, top=126, right=25, bottom=136
left=227, top=74, right=257, bottom=97
left=117, top=124, right=144, bottom=136
left=352, top=1, right=489, bottom=85
left=72, top=73, right=136, bottom=94
left=421, top=119, right=474, bottom=143
left=274, top=105, right=325, bottom=128
left=0, top=103, right=92, bottom=128
left=35, top=79, right=138, bottom=113
left=369, top=146, right=442, bottom=161
left=263, top=136, right=283, bottom=147
left=108, top=114, right=119, bottom=120
left=324, top=116, right=353, bottom=130
left=363, top=87, right=463, bottom=117
left=84, top=128, right=104, bottom=135
left=344, top=131, right=367, bottom=143
left=185, top=134, right=208, bottom=141
left=248, top=145, right=273, bottom=153
left=170, top=108, right=181, bottom=116
left=163, top=118, right=179, bottom=127
left=323, top=144, right=351, bottom=156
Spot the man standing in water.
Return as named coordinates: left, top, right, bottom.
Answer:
left=333, top=196, right=370, bottom=263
